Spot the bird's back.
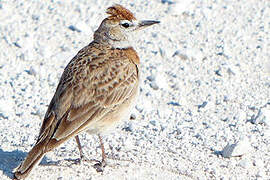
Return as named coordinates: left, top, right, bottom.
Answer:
left=38, top=41, right=140, bottom=148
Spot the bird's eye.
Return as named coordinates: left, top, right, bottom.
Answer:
left=121, top=23, right=130, bottom=28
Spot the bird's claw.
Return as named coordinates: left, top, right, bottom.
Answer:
left=93, top=160, right=106, bottom=172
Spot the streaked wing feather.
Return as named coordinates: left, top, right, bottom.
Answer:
left=53, top=58, right=138, bottom=140
left=38, top=47, right=138, bottom=142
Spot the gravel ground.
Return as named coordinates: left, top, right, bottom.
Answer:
left=0, top=0, right=269, bottom=179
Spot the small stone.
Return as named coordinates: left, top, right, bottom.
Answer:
left=238, top=159, right=250, bottom=168
left=214, top=68, right=222, bottom=76
left=75, top=21, right=91, bottom=34
left=169, top=0, right=193, bottom=15
left=147, top=75, right=155, bottom=82
left=149, top=120, right=156, bottom=126
left=167, top=102, right=180, bottom=106
left=222, top=137, right=251, bottom=158
left=227, top=67, right=236, bottom=76
left=32, top=14, right=39, bottom=21
left=13, top=42, right=21, bottom=48
left=122, top=122, right=133, bottom=132
left=0, top=99, right=14, bottom=119
left=25, top=66, right=37, bottom=76
left=256, top=170, right=266, bottom=178
left=130, top=113, right=136, bottom=120
left=250, top=108, right=270, bottom=125
left=135, top=105, right=143, bottom=113
left=68, top=25, right=81, bottom=32
left=198, top=101, right=207, bottom=109
left=238, top=110, right=246, bottom=121
left=150, top=82, right=159, bottom=90
left=159, top=47, right=165, bottom=58
left=253, top=159, right=264, bottom=167
left=172, top=50, right=188, bottom=60
left=155, top=72, right=168, bottom=89
left=161, top=0, right=174, bottom=5
left=263, top=60, right=270, bottom=74
left=261, top=108, right=270, bottom=126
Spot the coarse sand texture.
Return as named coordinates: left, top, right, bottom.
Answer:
left=0, top=0, right=269, bottom=179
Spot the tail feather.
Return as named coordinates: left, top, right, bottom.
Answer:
left=14, top=142, right=46, bottom=179
left=13, top=130, right=80, bottom=179
left=13, top=112, right=84, bottom=179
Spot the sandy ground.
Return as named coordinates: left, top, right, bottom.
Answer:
left=0, top=0, right=269, bottom=179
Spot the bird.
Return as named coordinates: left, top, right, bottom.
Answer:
left=14, top=4, right=159, bottom=179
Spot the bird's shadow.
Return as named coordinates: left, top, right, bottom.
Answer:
left=0, top=148, right=53, bottom=179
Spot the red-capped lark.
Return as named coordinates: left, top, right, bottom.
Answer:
left=14, top=4, right=159, bottom=179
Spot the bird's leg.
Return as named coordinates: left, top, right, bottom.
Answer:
left=94, top=134, right=107, bottom=172
left=75, top=135, right=85, bottom=161
left=99, top=134, right=106, bottom=164
left=64, top=135, right=90, bottom=164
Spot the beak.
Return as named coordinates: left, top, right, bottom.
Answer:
left=137, top=20, right=160, bottom=29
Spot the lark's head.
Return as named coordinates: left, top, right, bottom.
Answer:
left=93, top=4, right=160, bottom=49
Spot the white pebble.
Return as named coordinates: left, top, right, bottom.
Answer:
left=135, top=105, right=143, bottom=113
left=222, top=138, right=251, bottom=158
left=253, top=159, right=264, bottom=167
left=146, top=75, right=155, bottom=82
left=261, top=108, right=270, bottom=126
left=150, top=81, right=159, bottom=90
left=238, top=110, right=246, bottom=121
left=256, top=170, right=266, bottom=178
left=155, top=72, right=168, bottom=89
left=76, top=21, right=92, bottom=35
left=169, top=0, right=193, bottom=15
left=238, top=159, right=251, bottom=168
left=0, top=99, right=14, bottom=119
left=263, top=60, right=270, bottom=74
